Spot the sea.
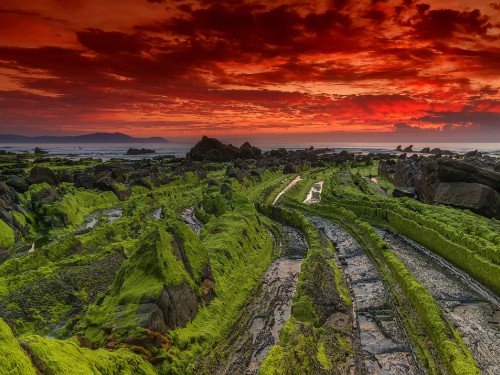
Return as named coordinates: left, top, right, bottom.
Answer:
left=0, top=142, right=499, bottom=161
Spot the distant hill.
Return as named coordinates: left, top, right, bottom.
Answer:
left=0, top=132, right=168, bottom=143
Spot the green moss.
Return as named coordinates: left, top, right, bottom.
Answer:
left=0, top=318, right=36, bottom=375
left=0, top=219, right=15, bottom=249
left=12, top=211, right=27, bottom=228
left=81, top=224, right=196, bottom=343
left=21, top=335, right=156, bottom=375
left=316, top=341, right=333, bottom=370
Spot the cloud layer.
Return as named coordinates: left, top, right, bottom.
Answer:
left=0, top=0, right=499, bottom=140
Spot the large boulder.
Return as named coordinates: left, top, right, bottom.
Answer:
left=393, top=187, right=416, bottom=198
left=394, top=156, right=500, bottom=218
left=436, top=158, right=500, bottom=192
left=74, top=173, right=97, bottom=189
left=5, top=176, right=29, bottom=193
left=378, top=160, right=396, bottom=177
left=188, top=136, right=261, bottom=162
left=27, top=167, right=60, bottom=186
left=434, top=182, right=500, bottom=218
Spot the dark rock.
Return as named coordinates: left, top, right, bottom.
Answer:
left=395, top=145, right=402, bottom=151
left=393, top=187, right=416, bottom=198
left=227, top=168, right=252, bottom=184
left=283, top=163, right=297, bottom=174
left=32, top=187, right=59, bottom=208
left=156, top=281, right=198, bottom=329
left=434, top=182, right=500, bottom=218
left=126, top=148, right=155, bottom=155
left=74, top=173, right=97, bottom=189
left=34, top=147, right=48, bottom=155
left=188, top=136, right=261, bottom=162
left=136, top=303, right=168, bottom=333
left=5, top=176, right=29, bottom=193
left=465, top=150, right=481, bottom=158
left=420, top=147, right=431, bottom=153
left=96, top=177, right=131, bottom=201
left=239, top=142, right=261, bottom=159
left=403, top=145, right=413, bottom=153
left=436, top=158, right=500, bottom=192
left=378, top=160, right=396, bottom=177
left=220, top=183, right=231, bottom=195
left=395, top=156, right=500, bottom=217
left=27, top=166, right=60, bottom=186
left=59, top=171, right=75, bottom=183
left=200, top=263, right=216, bottom=304
left=207, top=179, right=219, bottom=187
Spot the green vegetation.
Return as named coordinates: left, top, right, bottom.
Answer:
left=21, top=334, right=156, bottom=375
left=257, top=204, right=354, bottom=374
left=0, top=318, right=36, bottom=375
left=0, top=219, right=15, bottom=249
left=0, top=150, right=494, bottom=374
left=162, top=195, right=274, bottom=373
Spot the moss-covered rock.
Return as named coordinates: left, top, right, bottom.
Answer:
left=0, top=318, right=36, bottom=375
left=0, top=219, right=15, bottom=249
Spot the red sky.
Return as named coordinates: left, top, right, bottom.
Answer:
left=0, top=0, right=499, bottom=141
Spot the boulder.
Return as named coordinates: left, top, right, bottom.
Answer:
left=420, top=147, right=431, bottom=153
left=395, top=145, right=402, bottom=151
left=239, top=142, right=261, bottom=159
left=126, top=148, right=155, bottom=155
left=403, top=145, right=413, bottom=152
left=227, top=168, right=252, bottom=184
left=59, top=171, right=75, bottom=183
left=74, top=173, right=97, bottom=189
left=31, top=187, right=59, bottom=208
left=393, top=187, right=416, bottom=198
left=434, top=182, right=500, bottom=218
left=378, top=160, right=396, bottom=177
left=136, top=303, right=168, bottom=333
left=5, top=176, right=29, bottom=193
left=436, top=158, right=500, bottom=193
left=156, top=282, right=198, bottom=329
left=27, top=166, right=60, bottom=186
left=34, top=147, right=48, bottom=155
left=96, top=177, right=131, bottom=201
left=188, top=136, right=261, bottom=162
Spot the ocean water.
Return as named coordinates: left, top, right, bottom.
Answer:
left=0, top=142, right=499, bottom=160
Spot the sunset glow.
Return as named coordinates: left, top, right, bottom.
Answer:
left=0, top=0, right=499, bottom=140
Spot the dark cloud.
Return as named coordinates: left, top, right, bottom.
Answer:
left=411, top=8, right=493, bottom=40
left=76, top=29, right=146, bottom=54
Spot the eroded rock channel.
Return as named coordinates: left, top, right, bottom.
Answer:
left=378, top=229, right=500, bottom=375
left=198, top=225, right=307, bottom=374
left=308, top=214, right=421, bottom=375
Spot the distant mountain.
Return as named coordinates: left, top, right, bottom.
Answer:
left=0, top=132, right=168, bottom=143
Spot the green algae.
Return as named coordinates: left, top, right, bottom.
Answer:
left=0, top=318, right=36, bottom=375
left=20, top=335, right=156, bottom=375
left=0, top=219, right=15, bottom=249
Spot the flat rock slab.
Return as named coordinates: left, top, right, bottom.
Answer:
left=379, top=229, right=500, bottom=375
left=307, top=214, right=420, bottom=375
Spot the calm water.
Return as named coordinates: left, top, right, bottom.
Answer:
left=0, top=142, right=499, bottom=160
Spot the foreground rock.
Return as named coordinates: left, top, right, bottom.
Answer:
left=197, top=226, right=307, bottom=374
left=379, top=229, right=500, bottom=375
left=309, top=215, right=420, bottom=374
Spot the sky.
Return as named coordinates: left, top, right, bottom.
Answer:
left=0, top=0, right=499, bottom=142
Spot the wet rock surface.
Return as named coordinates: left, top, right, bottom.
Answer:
left=180, top=206, right=203, bottom=235
left=199, top=225, right=306, bottom=374
left=76, top=207, right=123, bottom=233
left=308, top=215, right=420, bottom=374
left=378, top=229, right=500, bottom=375
left=303, top=181, right=324, bottom=204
